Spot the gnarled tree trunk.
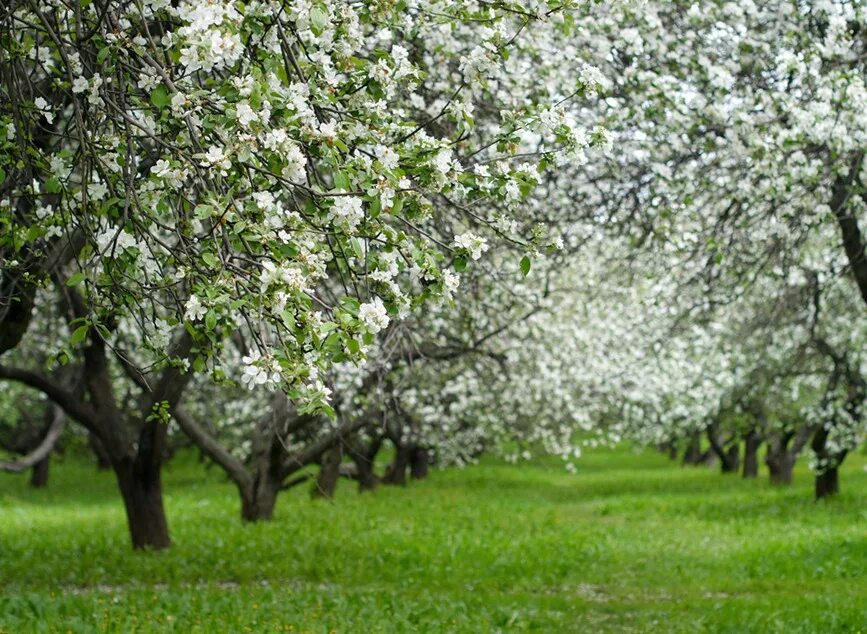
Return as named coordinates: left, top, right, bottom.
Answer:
left=766, top=452, right=795, bottom=485
left=382, top=444, right=412, bottom=486
left=89, top=433, right=112, bottom=471
left=742, top=431, right=761, bottom=478
left=707, top=422, right=740, bottom=474
left=722, top=444, right=740, bottom=473
left=29, top=455, right=50, bottom=488
left=410, top=447, right=429, bottom=480
left=114, top=458, right=170, bottom=550
left=811, top=426, right=845, bottom=500
left=355, top=457, right=379, bottom=491
left=765, top=426, right=813, bottom=486
left=815, top=467, right=840, bottom=499
left=347, top=434, right=382, bottom=492
left=312, top=445, right=343, bottom=499
left=682, top=434, right=703, bottom=466
left=240, top=475, right=280, bottom=522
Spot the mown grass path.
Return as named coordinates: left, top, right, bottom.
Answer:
left=2, top=447, right=866, bottom=632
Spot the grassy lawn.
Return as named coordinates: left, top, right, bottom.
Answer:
left=1, top=446, right=866, bottom=633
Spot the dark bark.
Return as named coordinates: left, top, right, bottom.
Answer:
left=0, top=305, right=192, bottom=550
left=173, top=390, right=367, bottom=519
left=766, top=453, right=795, bottom=485
left=0, top=405, right=64, bottom=475
left=682, top=434, right=703, bottom=466
left=29, top=455, right=49, bottom=488
left=707, top=422, right=740, bottom=473
left=703, top=450, right=718, bottom=468
left=236, top=403, right=289, bottom=523
left=382, top=444, right=412, bottom=486
left=114, top=459, right=170, bottom=550
left=352, top=453, right=379, bottom=491
left=89, top=433, right=112, bottom=470
left=347, top=434, right=382, bottom=492
left=722, top=444, right=740, bottom=473
left=831, top=164, right=867, bottom=307
left=410, top=447, right=430, bottom=480
left=89, top=332, right=192, bottom=549
left=765, top=426, right=812, bottom=486
left=0, top=230, right=85, bottom=355
left=815, top=467, right=840, bottom=499
left=172, top=406, right=256, bottom=505
left=811, top=426, right=846, bottom=500
left=240, top=476, right=279, bottom=522
left=311, top=445, right=343, bottom=499
left=742, top=431, right=761, bottom=478
left=656, top=442, right=677, bottom=459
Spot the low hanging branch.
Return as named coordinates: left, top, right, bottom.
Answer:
left=0, top=406, right=65, bottom=473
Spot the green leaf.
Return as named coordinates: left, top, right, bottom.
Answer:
left=97, top=47, right=111, bottom=64
left=454, top=256, right=468, bottom=272
left=66, top=272, right=87, bottom=286
left=334, top=171, right=351, bottom=191
left=150, top=85, right=171, bottom=110
left=202, top=252, right=218, bottom=268
left=320, top=403, right=337, bottom=420
left=341, top=297, right=360, bottom=314
left=324, top=332, right=342, bottom=352
left=70, top=325, right=88, bottom=347
left=350, top=238, right=364, bottom=259
left=390, top=196, right=404, bottom=215
left=205, top=310, right=217, bottom=331
left=520, top=255, right=531, bottom=277
left=310, top=6, right=328, bottom=35
left=26, top=225, right=42, bottom=243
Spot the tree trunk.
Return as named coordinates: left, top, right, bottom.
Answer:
left=815, top=467, right=840, bottom=499
left=347, top=434, right=382, bottom=492
left=410, top=447, right=429, bottom=480
left=742, top=431, right=761, bottom=478
left=312, top=445, right=342, bottom=499
left=719, top=444, right=740, bottom=473
left=29, top=455, right=50, bottom=488
left=657, top=442, right=677, bottom=459
left=89, top=433, right=112, bottom=470
left=811, top=427, right=845, bottom=500
left=682, top=434, right=703, bottom=466
left=240, top=477, right=279, bottom=522
left=707, top=423, right=739, bottom=473
left=766, top=453, right=795, bottom=485
left=114, top=460, right=171, bottom=550
left=382, top=445, right=412, bottom=486
left=831, top=168, right=867, bottom=308
left=765, top=427, right=814, bottom=486
left=351, top=453, right=378, bottom=492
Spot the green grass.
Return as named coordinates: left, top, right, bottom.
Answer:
left=1, top=446, right=867, bottom=633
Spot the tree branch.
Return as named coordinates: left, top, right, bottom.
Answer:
left=0, top=364, right=98, bottom=432
left=0, top=406, right=65, bottom=472
left=280, top=416, right=368, bottom=480
left=172, top=408, right=252, bottom=491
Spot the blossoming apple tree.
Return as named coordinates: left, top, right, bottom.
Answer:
left=0, top=0, right=608, bottom=547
